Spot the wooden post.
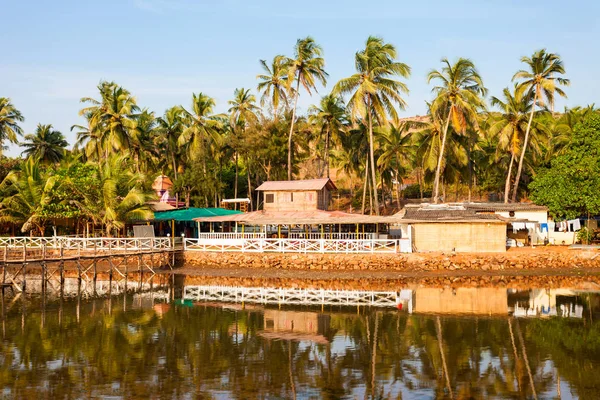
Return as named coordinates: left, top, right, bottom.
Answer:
left=2, top=245, right=7, bottom=290
left=42, top=244, right=47, bottom=292
left=59, top=242, right=64, bottom=287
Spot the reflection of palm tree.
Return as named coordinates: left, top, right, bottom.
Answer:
left=436, top=316, right=454, bottom=399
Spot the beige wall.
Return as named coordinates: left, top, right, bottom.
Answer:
left=262, top=189, right=328, bottom=211
left=413, top=222, right=506, bottom=252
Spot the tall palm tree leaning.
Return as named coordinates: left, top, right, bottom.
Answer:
left=285, top=37, right=328, bottom=180
left=257, top=56, right=289, bottom=119
left=489, top=86, right=536, bottom=203
left=0, top=97, right=24, bottom=156
left=333, top=36, right=410, bottom=215
left=308, top=94, right=348, bottom=178
left=156, top=106, right=185, bottom=180
left=228, top=88, right=259, bottom=201
left=428, top=58, right=486, bottom=204
left=510, top=49, right=569, bottom=202
left=21, top=124, right=69, bottom=164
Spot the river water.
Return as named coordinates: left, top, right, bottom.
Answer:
left=1, top=274, right=599, bottom=399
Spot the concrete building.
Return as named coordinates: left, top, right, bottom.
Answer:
left=397, top=204, right=508, bottom=253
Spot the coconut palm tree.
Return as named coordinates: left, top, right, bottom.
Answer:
left=489, top=86, right=537, bottom=203
left=308, top=94, right=348, bottom=178
left=0, top=98, right=24, bottom=156
left=156, top=106, right=185, bottom=180
left=332, top=36, right=410, bottom=215
left=285, top=37, right=328, bottom=180
left=428, top=58, right=487, bottom=203
left=228, top=88, right=259, bottom=203
left=21, top=124, right=69, bottom=164
left=378, top=121, right=416, bottom=207
left=179, top=93, right=223, bottom=162
left=257, top=56, right=289, bottom=118
left=510, top=49, right=569, bottom=202
left=72, top=155, right=153, bottom=236
left=78, top=81, right=139, bottom=159
left=72, top=111, right=103, bottom=162
left=0, top=158, right=56, bottom=235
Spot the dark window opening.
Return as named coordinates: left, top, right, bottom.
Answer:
left=509, top=211, right=515, bottom=217
left=266, top=194, right=274, bottom=203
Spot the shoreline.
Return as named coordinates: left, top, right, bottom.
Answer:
left=169, top=266, right=600, bottom=291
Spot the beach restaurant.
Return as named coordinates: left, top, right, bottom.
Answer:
left=182, top=178, right=512, bottom=254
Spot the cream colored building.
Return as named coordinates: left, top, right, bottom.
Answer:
left=398, top=204, right=508, bottom=253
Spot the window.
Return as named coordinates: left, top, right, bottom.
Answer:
left=266, top=193, right=274, bottom=203
left=290, top=192, right=294, bottom=202
left=509, top=211, right=515, bottom=217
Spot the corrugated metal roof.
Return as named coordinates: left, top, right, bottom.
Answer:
left=462, top=202, right=548, bottom=212
left=154, top=207, right=242, bottom=222
left=401, top=207, right=502, bottom=222
left=256, top=178, right=337, bottom=192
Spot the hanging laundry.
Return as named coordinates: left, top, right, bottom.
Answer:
left=548, top=221, right=556, bottom=232
left=540, top=223, right=549, bottom=232
left=571, top=219, right=582, bottom=231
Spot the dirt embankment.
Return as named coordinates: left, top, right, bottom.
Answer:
left=177, top=246, right=600, bottom=289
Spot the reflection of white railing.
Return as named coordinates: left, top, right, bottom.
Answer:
left=184, top=285, right=400, bottom=307
left=185, top=237, right=411, bottom=253
left=0, top=236, right=172, bottom=251
left=288, top=232, right=376, bottom=240
left=196, top=232, right=266, bottom=240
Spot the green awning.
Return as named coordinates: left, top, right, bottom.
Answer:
left=153, top=207, right=242, bottom=222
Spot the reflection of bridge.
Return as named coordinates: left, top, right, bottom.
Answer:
left=183, top=285, right=401, bottom=308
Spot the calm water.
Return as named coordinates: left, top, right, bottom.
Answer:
left=1, top=276, right=600, bottom=399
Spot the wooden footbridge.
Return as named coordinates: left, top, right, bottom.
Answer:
left=0, top=237, right=179, bottom=292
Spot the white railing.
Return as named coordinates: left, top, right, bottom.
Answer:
left=196, top=232, right=266, bottom=240
left=288, top=232, right=376, bottom=240
left=183, top=285, right=401, bottom=308
left=185, top=237, right=409, bottom=253
left=0, top=236, right=172, bottom=251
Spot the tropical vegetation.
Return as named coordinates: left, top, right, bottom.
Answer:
left=0, top=37, right=597, bottom=234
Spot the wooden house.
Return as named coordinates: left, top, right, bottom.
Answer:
left=256, top=178, right=337, bottom=211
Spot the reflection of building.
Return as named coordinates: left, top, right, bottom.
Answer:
left=508, top=289, right=584, bottom=318
left=413, top=288, right=508, bottom=315
left=259, top=309, right=331, bottom=344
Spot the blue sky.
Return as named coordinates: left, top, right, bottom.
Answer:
left=2, top=0, right=599, bottom=155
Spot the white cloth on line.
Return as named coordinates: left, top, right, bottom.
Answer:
left=548, top=221, right=556, bottom=232
left=571, top=219, right=581, bottom=231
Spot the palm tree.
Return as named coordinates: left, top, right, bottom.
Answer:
left=179, top=93, right=222, bottom=162
left=20, top=124, right=68, bottom=164
left=489, top=86, right=538, bottom=203
left=285, top=36, right=328, bottom=180
left=78, top=81, right=139, bottom=160
left=378, top=121, right=416, bottom=207
left=332, top=36, right=410, bottom=215
left=428, top=58, right=487, bottom=203
left=156, top=106, right=185, bottom=180
left=308, top=94, right=348, bottom=178
left=72, top=111, right=103, bottom=162
left=228, top=88, right=259, bottom=203
left=73, top=155, right=153, bottom=236
left=0, top=158, right=56, bottom=235
left=257, top=56, right=289, bottom=118
left=0, top=98, right=24, bottom=156
left=511, top=49, right=569, bottom=202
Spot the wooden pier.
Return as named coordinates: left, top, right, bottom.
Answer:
left=0, top=237, right=179, bottom=292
